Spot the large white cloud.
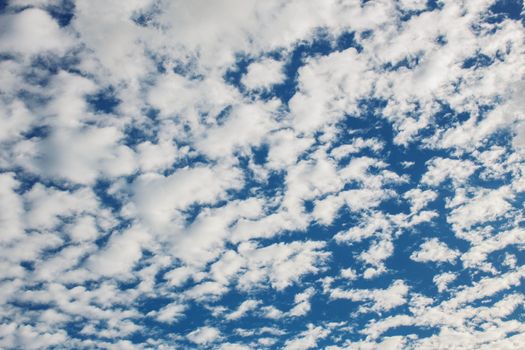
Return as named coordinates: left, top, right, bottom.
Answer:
left=0, top=8, right=74, bottom=56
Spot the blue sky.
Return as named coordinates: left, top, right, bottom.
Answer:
left=0, top=0, right=524, bottom=349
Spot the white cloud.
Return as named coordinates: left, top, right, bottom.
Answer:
left=195, top=99, right=279, bottom=159
left=136, top=140, right=180, bottom=173
left=242, top=58, right=285, bottom=90
left=172, top=197, right=264, bottom=267
left=335, top=212, right=391, bottom=244
left=0, top=173, right=24, bottom=243
left=186, top=281, right=229, bottom=301
left=164, top=266, right=194, bottom=287
left=282, top=325, right=329, bottom=350
left=226, top=300, right=260, bottom=320
left=0, top=99, right=33, bottom=144
left=261, top=305, right=284, bottom=320
left=290, top=48, right=373, bottom=134
left=330, top=280, right=410, bottom=313
left=218, top=343, right=251, bottom=350
left=131, top=165, right=243, bottom=233
left=433, top=272, right=457, bottom=293
left=288, top=288, right=315, bottom=317
left=461, top=228, right=525, bottom=268
left=187, top=326, right=221, bottom=345
left=0, top=8, right=73, bottom=56
left=265, top=129, right=314, bottom=170
left=43, top=126, right=136, bottom=184
left=447, top=186, right=514, bottom=232
left=398, top=0, right=427, bottom=11
left=421, top=157, right=477, bottom=186
left=334, top=336, right=407, bottom=350
left=330, top=138, right=384, bottom=160
left=340, top=268, right=357, bottom=281
left=87, top=225, right=150, bottom=278
left=150, top=302, right=187, bottom=324
left=67, top=215, right=100, bottom=243
left=147, top=72, right=238, bottom=124
left=410, top=238, right=460, bottom=264
left=403, top=188, right=437, bottom=213
left=237, top=240, right=329, bottom=291
left=24, top=184, right=99, bottom=231
left=0, top=323, right=68, bottom=350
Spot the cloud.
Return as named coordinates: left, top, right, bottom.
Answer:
left=433, top=272, right=457, bottom=293
left=236, top=240, right=330, bottom=291
left=330, top=280, right=410, bottom=313
left=282, top=325, right=329, bottom=350
left=24, top=184, right=99, bottom=231
left=1, top=0, right=525, bottom=349
left=225, top=300, right=260, bottom=320
left=242, top=58, right=285, bottom=90
left=186, top=326, right=221, bottom=345
left=131, top=165, right=243, bottom=233
left=447, top=186, right=514, bottom=232
left=0, top=8, right=73, bottom=56
left=0, top=173, right=24, bottom=243
left=149, top=302, right=187, bottom=324
left=87, top=225, right=150, bottom=278
left=410, top=238, right=460, bottom=264
left=288, top=287, right=315, bottom=317
left=421, top=157, right=477, bottom=186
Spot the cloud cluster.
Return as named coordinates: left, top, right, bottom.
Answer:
left=0, top=0, right=524, bottom=349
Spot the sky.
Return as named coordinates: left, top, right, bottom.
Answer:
left=0, top=0, right=524, bottom=349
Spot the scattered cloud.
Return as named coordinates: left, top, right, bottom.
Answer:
left=1, top=0, right=524, bottom=349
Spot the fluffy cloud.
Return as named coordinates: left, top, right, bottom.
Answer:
left=0, top=8, right=73, bottom=55
left=242, top=58, right=285, bottom=90
left=410, top=238, right=460, bottom=264
left=187, top=326, right=221, bottom=345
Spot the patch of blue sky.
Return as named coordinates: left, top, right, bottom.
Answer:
left=489, top=0, right=524, bottom=21
left=86, top=87, right=121, bottom=115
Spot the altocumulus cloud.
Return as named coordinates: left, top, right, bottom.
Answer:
left=0, top=0, right=525, bottom=349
